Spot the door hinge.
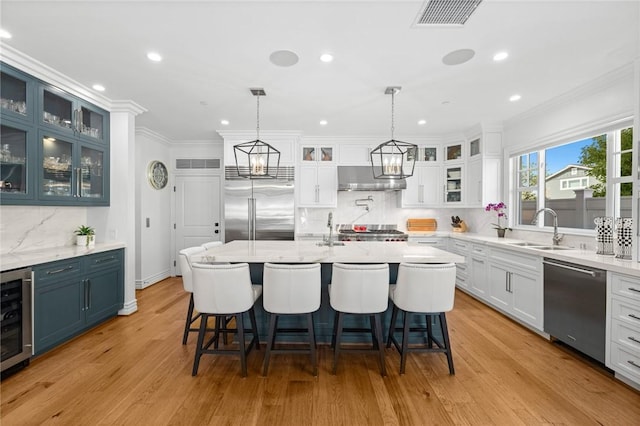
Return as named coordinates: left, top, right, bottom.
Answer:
left=173, top=223, right=176, bottom=229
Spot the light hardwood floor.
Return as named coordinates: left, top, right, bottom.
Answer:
left=1, top=277, right=639, bottom=425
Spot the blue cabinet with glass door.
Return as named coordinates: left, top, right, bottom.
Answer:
left=0, top=61, right=110, bottom=206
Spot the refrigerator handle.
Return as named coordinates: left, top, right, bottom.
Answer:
left=248, top=197, right=256, bottom=240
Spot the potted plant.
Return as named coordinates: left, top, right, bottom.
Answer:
left=75, top=225, right=95, bottom=247
left=485, top=202, right=511, bottom=238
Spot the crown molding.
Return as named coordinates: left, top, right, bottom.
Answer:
left=112, top=100, right=147, bottom=115
left=136, top=127, right=172, bottom=146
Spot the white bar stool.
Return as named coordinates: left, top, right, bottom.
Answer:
left=262, top=263, right=321, bottom=376
left=178, top=246, right=206, bottom=345
left=329, top=262, right=389, bottom=376
left=191, top=262, right=262, bottom=377
left=386, top=262, right=457, bottom=374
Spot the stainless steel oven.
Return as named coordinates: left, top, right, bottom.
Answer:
left=1, top=267, right=32, bottom=375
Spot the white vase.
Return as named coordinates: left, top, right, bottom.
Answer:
left=76, top=235, right=95, bottom=248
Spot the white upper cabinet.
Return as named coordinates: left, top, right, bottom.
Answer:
left=298, top=165, right=337, bottom=207
left=402, top=165, right=443, bottom=207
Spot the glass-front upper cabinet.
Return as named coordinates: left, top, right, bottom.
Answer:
left=0, top=65, right=35, bottom=123
left=445, top=166, right=463, bottom=203
left=0, top=123, right=34, bottom=201
left=40, top=85, right=109, bottom=145
left=40, top=130, right=108, bottom=204
left=469, top=138, right=481, bottom=157
left=445, top=143, right=463, bottom=162
left=301, top=145, right=334, bottom=163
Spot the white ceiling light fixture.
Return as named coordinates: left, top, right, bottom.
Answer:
left=370, top=87, right=418, bottom=179
left=269, top=50, right=299, bottom=67
left=220, top=119, right=229, bottom=125
left=493, top=51, right=509, bottom=61
left=418, top=119, right=427, bottom=125
left=320, top=53, right=334, bottom=63
left=233, top=88, right=280, bottom=179
left=0, top=29, right=12, bottom=39
left=509, top=94, right=522, bottom=102
left=146, top=52, right=162, bottom=62
left=319, top=120, right=328, bottom=126
left=92, top=84, right=105, bottom=92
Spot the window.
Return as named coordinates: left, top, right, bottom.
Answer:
left=513, top=126, right=633, bottom=231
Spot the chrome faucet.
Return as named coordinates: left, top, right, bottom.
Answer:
left=327, top=212, right=334, bottom=247
left=532, top=208, right=564, bottom=246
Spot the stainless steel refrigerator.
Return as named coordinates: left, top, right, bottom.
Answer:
left=224, top=166, right=295, bottom=242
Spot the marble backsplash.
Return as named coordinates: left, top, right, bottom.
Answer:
left=0, top=206, right=87, bottom=255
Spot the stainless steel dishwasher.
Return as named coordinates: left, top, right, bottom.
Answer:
left=543, top=258, right=606, bottom=363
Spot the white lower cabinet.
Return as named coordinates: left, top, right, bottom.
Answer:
left=607, top=272, right=640, bottom=387
left=469, top=244, right=488, bottom=298
left=486, top=247, right=543, bottom=330
left=298, top=166, right=337, bottom=207
left=448, top=239, right=469, bottom=290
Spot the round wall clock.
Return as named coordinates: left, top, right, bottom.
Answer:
left=147, top=160, right=168, bottom=189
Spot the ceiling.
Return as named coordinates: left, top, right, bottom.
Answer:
left=1, top=1, right=638, bottom=142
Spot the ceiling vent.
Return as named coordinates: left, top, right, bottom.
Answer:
left=176, top=159, right=220, bottom=169
left=414, top=0, right=483, bottom=26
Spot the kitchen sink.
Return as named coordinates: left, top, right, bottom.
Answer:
left=509, top=242, right=544, bottom=247
left=531, top=246, right=573, bottom=251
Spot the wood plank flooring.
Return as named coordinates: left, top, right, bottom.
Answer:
left=2, top=277, right=639, bottom=425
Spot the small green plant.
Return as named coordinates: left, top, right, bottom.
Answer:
left=75, top=225, right=95, bottom=236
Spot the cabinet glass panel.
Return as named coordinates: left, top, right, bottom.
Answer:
left=446, top=166, right=462, bottom=202
left=1, top=72, right=28, bottom=117
left=319, top=147, right=333, bottom=162
left=446, top=144, right=462, bottom=161
left=0, top=125, right=28, bottom=194
left=470, top=139, right=480, bottom=157
left=42, top=135, right=73, bottom=197
left=43, top=89, right=74, bottom=131
left=79, top=106, right=104, bottom=140
left=302, top=147, right=316, bottom=161
left=423, top=147, right=437, bottom=162
left=80, top=146, right=104, bottom=198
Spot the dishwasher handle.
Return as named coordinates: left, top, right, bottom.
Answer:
left=543, top=259, right=597, bottom=277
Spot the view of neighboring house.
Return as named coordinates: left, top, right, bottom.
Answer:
left=545, top=165, right=601, bottom=199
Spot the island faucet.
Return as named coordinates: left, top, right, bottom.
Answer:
left=327, top=212, right=334, bottom=247
left=532, top=208, right=564, bottom=245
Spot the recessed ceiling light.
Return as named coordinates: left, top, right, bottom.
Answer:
left=220, top=119, right=229, bottom=125
left=493, top=51, right=509, bottom=62
left=269, top=50, right=299, bottom=67
left=147, top=52, right=162, bottom=62
left=0, top=29, right=12, bottom=39
left=319, top=120, right=328, bottom=126
left=509, top=94, right=522, bottom=102
left=418, top=119, right=427, bottom=125
left=320, top=53, right=334, bottom=63
left=92, top=84, right=105, bottom=92
left=442, top=49, right=475, bottom=66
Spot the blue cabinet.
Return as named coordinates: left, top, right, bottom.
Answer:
left=0, top=62, right=110, bottom=206
left=33, top=249, right=124, bottom=355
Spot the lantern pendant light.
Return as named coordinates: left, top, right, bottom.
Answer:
left=370, top=86, right=417, bottom=179
left=233, top=88, right=280, bottom=179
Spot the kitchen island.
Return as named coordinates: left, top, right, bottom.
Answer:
left=192, top=240, right=465, bottom=343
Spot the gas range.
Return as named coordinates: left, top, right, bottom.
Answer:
left=336, top=224, right=408, bottom=242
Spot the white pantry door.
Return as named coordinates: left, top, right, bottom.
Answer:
left=174, top=174, right=221, bottom=275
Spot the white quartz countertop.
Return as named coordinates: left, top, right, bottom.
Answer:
left=1, top=242, right=126, bottom=271
left=193, top=240, right=465, bottom=264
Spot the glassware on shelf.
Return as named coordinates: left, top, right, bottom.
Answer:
left=594, top=216, right=614, bottom=255
left=614, top=217, right=632, bottom=260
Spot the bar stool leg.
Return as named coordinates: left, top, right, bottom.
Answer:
left=236, top=313, right=247, bottom=377
left=263, top=313, right=277, bottom=376
left=440, top=312, right=455, bottom=375
left=249, top=307, right=260, bottom=350
left=386, top=304, right=398, bottom=348
left=332, top=312, right=344, bottom=374
left=374, top=313, right=386, bottom=377
left=307, top=313, right=318, bottom=376
left=426, top=314, right=434, bottom=348
left=183, top=294, right=195, bottom=345
left=331, top=311, right=339, bottom=349
left=369, top=315, right=379, bottom=349
left=192, top=313, right=209, bottom=376
left=400, top=311, right=410, bottom=374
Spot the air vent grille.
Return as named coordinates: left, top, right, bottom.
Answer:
left=225, top=165, right=294, bottom=181
left=416, top=0, right=483, bottom=26
left=176, top=159, right=220, bottom=169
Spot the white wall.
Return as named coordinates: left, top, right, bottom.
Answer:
left=135, top=128, right=172, bottom=289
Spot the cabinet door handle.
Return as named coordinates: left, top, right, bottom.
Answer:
left=628, top=336, right=640, bottom=344
left=47, top=265, right=74, bottom=275
left=315, top=184, right=319, bottom=203
left=629, top=314, right=640, bottom=322
left=94, top=256, right=116, bottom=264
left=628, top=360, right=640, bottom=370
left=505, top=272, right=509, bottom=292
left=87, top=279, right=91, bottom=310
left=83, top=279, right=88, bottom=311
left=418, top=184, right=424, bottom=203
left=542, top=260, right=597, bottom=277
left=628, top=287, right=640, bottom=294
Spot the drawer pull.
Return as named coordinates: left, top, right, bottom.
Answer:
left=629, top=336, right=640, bottom=344
left=94, top=256, right=116, bottom=264
left=628, top=287, right=640, bottom=294
left=628, top=360, right=640, bottom=370
left=629, top=314, right=640, bottom=321
left=47, top=265, right=74, bottom=275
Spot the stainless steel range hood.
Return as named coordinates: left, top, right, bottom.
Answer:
left=337, top=166, right=406, bottom=191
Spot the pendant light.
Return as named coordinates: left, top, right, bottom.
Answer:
left=370, top=86, right=417, bottom=179
left=233, top=88, right=280, bottom=179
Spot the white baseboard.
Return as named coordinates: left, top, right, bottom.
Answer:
left=118, top=298, right=138, bottom=315
left=136, top=269, right=171, bottom=289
